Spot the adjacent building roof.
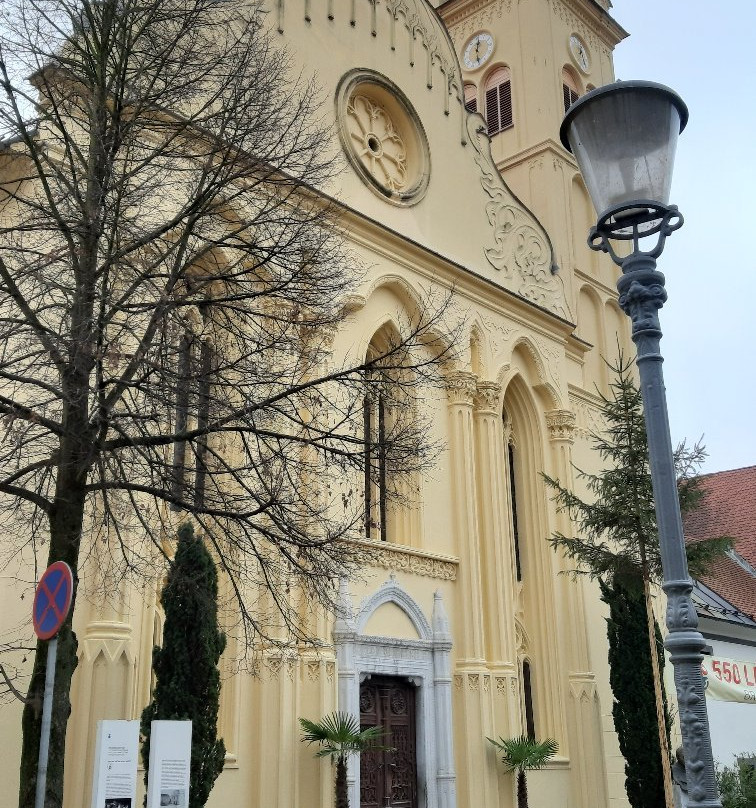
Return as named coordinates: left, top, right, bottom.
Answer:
left=683, top=466, right=756, bottom=621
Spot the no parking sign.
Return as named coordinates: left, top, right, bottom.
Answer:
left=33, top=561, right=74, bottom=639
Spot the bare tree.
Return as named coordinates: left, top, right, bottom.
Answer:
left=0, top=1, right=453, bottom=805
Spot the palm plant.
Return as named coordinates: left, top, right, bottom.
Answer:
left=300, top=712, right=386, bottom=808
left=487, top=735, right=558, bottom=808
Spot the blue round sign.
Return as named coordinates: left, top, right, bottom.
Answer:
left=32, top=562, right=74, bottom=640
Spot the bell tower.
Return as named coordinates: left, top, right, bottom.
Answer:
left=438, top=0, right=629, bottom=397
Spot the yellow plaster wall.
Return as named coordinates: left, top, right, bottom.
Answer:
left=0, top=2, right=640, bottom=808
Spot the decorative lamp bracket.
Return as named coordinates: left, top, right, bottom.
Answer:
left=588, top=201, right=683, bottom=266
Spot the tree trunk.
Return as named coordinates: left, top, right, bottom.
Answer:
left=18, top=489, right=86, bottom=808
left=335, top=755, right=349, bottom=808
left=517, top=769, right=528, bottom=808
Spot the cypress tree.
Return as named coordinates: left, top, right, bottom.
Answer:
left=601, top=578, right=670, bottom=808
left=141, top=522, right=226, bottom=808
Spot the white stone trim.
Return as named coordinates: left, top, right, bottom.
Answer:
left=333, top=577, right=456, bottom=808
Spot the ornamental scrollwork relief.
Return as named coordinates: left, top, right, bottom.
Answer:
left=467, top=115, right=569, bottom=319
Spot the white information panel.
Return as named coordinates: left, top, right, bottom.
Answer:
left=145, top=720, right=192, bottom=808
left=90, top=719, right=140, bottom=808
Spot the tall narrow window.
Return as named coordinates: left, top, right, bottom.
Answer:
left=485, top=66, right=513, bottom=135
left=363, top=385, right=388, bottom=542
left=508, top=441, right=523, bottom=581
left=464, top=83, right=478, bottom=114
left=171, top=310, right=215, bottom=511
left=562, top=67, right=581, bottom=113
left=522, top=659, right=536, bottom=739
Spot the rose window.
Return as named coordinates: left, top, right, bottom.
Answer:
left=346, top=95, right=408, bottom=193
left=337, top=70, right=430, bottom=206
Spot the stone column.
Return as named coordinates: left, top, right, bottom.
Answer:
left=546, top=408, right=609, bottom=808
left=446, top=372, right=494, bottom=808
left=473, top=380, right=515, bottom=665
left=445, top=371, right=485, bottom=663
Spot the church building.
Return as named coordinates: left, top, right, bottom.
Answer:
left=0, top=1, right=639, bottom=807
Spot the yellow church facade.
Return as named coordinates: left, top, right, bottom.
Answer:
left=0, top=1, right=640, bottom=807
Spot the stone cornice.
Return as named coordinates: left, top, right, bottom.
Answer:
left=496, top=138, right=578, bottom=175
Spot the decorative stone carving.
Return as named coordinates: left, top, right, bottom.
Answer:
left=334, top=578, right=457, bottom=808
left=568, top=392, right=606, bottom=438
left=346, top=95, right=408, bottom=192
left=445, top=371, right=477, bottom=406
left=546, top=409, right=576, bottom=443
left=466, top=114, right=570, bottom=319
left=474, top=381, right=502, bottom=414
left=354, top=540, right=458, bottom=581
left=337, top=70, right=430, bottom=206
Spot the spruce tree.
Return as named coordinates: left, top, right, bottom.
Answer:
left=543, top=356, right=730, bottom=808
left=141, top=523, right=226, bottom=808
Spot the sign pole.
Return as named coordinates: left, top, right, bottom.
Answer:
left=31, top=561, right=74, bottom=808
left=34, top=636, right=58, bottom=808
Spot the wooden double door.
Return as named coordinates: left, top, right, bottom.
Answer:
left=359, top=677, right=418, bottom=808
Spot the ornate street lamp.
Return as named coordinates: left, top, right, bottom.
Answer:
left=561, top=81, right=721, bottom=808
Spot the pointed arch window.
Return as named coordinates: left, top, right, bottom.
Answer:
left=485, top=66, right=513, bottom=134
left=361, top=331, right=420, bottom=545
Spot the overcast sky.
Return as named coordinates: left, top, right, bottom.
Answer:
left=607, top=2, right=756, bottom=475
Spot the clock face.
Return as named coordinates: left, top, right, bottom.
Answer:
left=463, top=32, right=495, bottom=71
left=569, top=34, right=591, bottom=74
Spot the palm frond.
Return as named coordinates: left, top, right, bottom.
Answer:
left=487, top=735, right=558, bottom=773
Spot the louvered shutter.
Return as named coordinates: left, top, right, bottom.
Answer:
left=485, top=85, right=500, bottom=133
left=498, top=80, right=513, bottom=129
left=485, top=67, right=514, bottom=135
left=563, top=84, right=579, bottom=113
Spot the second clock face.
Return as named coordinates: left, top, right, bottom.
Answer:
left=463, top=32, right=495, bottom=70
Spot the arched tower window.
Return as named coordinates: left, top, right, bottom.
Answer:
left=562, top=66, right=581, bottom=113
left=464, top=83, right=478, bottom=114
left=485, top=66, right=513, bottom=135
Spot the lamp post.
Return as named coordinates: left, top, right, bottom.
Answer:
left=560, top=81, right=721, bottom=808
